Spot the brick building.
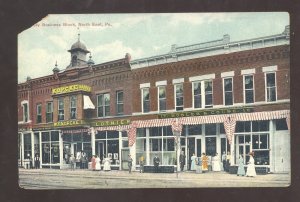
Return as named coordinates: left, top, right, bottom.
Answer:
left=18, top=26, right=290, bottom=173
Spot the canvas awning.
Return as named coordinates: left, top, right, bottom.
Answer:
left=83, top=95, right=95, bottom=109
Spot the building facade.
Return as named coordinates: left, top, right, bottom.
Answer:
left=18, top=26, right=290, bottom=173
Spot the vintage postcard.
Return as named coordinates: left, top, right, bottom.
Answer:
left=17, top=13, right=290, bottom=189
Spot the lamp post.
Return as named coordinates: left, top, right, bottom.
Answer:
left=174, top=131, right=180, bottom=179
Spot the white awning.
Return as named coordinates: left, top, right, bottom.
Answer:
left=83, top=95, right=95, bottom=109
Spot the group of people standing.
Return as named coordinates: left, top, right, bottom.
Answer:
left=190, top=152, right=217, bottom=173
left=237, top=152, right=257, bottom=177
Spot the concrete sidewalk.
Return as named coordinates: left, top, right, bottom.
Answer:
left=19, top=168, right=290, bottom=189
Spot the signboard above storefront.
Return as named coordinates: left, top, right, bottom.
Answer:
left=91, top=119, right=131, bottom=127
left=52, top=84, right=91, bottom=95
left=53, top=120, right=88, bottom=127
left=158, top=107, right=254, bottom=119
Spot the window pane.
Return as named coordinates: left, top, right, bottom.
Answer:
left=266, top=73, right=275, bottom=87
left=159, top=87, right=166, bottom=98
left=276, top=119, right=288, bottom=130
left=252, top=135, right=259, bottom=149
left=42, top=132, right=50, bottom=141
left=245, top=90, right=254, bottom=103
left=245, top=75, right=253, bottom=89
left=188, top=124, right=202, bottom=135
left=260, top=134, right=268, bottom=149
left=225, top=92, right=233, bottom=105
left=150, top=127, right=161, bottom=136
left=259, top=121, right=269, bottom=131
left=224, top=78, right=232, bottom=91
left=194, top=95, right=201, bottom=108
left=51, top=131, right=59, bottom=141
left=136, top=128, right=146, bottom=137
left=205, top=124, right=216, bottom=135
left=96, top=131, right=106, bottom=139
left=253, top=150, right=269, bottom=165
left=159, top=100, right=166, bottom=111
left=205, top=137, right=216, bottom=156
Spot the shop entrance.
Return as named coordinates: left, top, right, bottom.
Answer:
left=121, top=148, right=130, bottom=170
left=187, top=137, right=202, bottom=170
left=96, top=142, right=105, bottom=162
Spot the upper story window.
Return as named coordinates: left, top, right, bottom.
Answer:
left=142, top=88, right=150, bottom=113
left=58, top=97, right=64, bottom=121
left=158, top=86, right=166, bottom=112
left=193, top=80, right=214, bottom=108
left=97, top=93, right=110, bottom=117
left=190, top=74, right=215, bottom=109
left=193, top=82, right=201, bottom=108
left=46, top=102, right=53, bottom=123
left=116, top=90, right=124, bottom=115
left=223, top=78, right=233, bottom=106
left=204, top=80, right=213, bottom=108
left=265, top=72, right=277, bottom=102
left=175, top=83, right=184, bottom=111
left=70, top=95, right=77, bottom=119
left=22, top=102, right=29, bottom=122
left=244, top=75, right=254, bottom=104
left=36, top=103, right=42, bottom=123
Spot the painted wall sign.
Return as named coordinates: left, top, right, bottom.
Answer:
left=53, top=120, right=88, bottom=127
left=158, top=107, right=253, bottom=119
left=52, top=84, right=91, bottom=95
left=91, top=119, right=131, bottom=127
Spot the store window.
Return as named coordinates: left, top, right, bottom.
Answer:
left=158, top=86, right=166, bottom=112
left=266, top=72, right=277, bottom=102
left=70, top=95, right=77, bottom=120
left=95, top=130, right=119, bottom=165
left=142, top=88, right=150, bottom=113
left=24, top=133, right=32, bottom=159
left=97, top=93, right=110, bottom=117
left=235, top=121, right=270, bottom=165
left=58, top=98, right=64, bottom=121
left=175, top=83, right=183, bottom=111
left=41, top=131, right=60, bottom=164
left=147, top=126, right=176, bottom=165
left=244, top=75, right=254, bottom=103
left=223, top=78, right=233, bottom=106
left=36, top=103, right=42, bottom=123
left=116, top=90, right=124, bottom=115
left=46, top=102, right=53, bottom=123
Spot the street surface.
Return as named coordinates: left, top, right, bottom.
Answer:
left=19, top=168, right=290, bottom=189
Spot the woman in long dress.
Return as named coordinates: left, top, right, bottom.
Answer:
left=201, top=153, right=208, bottom=172
left=95, top=155, right=101, bottom=171
left=237, top=155, right=245, bottom=176
left=246, top=152, right=256, bottom=177
left=212, top=153, right=221, bottom=172
left=103, top=157, right=111, bottom=171
left=190, top=153, right=197, bottom=171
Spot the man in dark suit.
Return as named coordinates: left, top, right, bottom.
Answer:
left=153, top=155, right=160, bottom=173
left=179, top=151, right=185, bottom=172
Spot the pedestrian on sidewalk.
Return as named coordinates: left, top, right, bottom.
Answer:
left=70, top=154, right=75, bottom=170
left=34, top=153, right=40, bottom=169
left=195, top=156, right=202, bottom=174
left=225, top=151, right=231, bottom=172
left=179, top=151, right=185, bottom=172
left=221, top=151, right=226, bottom=171
left=95, top=155, right=101, bottom=171
left=190, top=153, right=196, bottom=171
left=91, top=155, right=96, bottom=171
left=128, top=154, right=133, bottom=173
left=212, top=153, right=221, bottom=172
left=246, top=152, right=256, bottom=177
left=139, top=155, right=144, bottom=173
left=153, top=155, right=160, bottom=173
left=201, top=153, right=208, bottom=172
left=237, top=155, right=245, bottom=176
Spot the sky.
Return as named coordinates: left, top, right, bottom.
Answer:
left=18, top=13, right=289, bottom=83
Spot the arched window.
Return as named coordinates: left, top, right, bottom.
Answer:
left=72, top=55, right=77, bottom=67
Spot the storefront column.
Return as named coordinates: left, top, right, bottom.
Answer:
left=269, top=120, right=275, bottom=172
left=216, top=124, right=221, bottom=156
left=91, top=127, right=95, bottom=156
left=130, top=142, right=136, bottom=171
left=230, top=136, right=235, bottom=166
left=39, top=131, right=42, bottom=168
left=118, top=131, right=122, bottom=170
left=146, top=128, right=150, bottom=165
left=59, top=130, right=63, bottom=169
left=31, top=130, right=34, bottom=168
